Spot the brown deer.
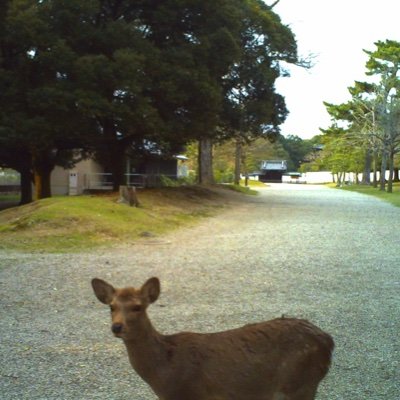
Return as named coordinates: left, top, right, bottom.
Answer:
left=91, top=277, right=334, bottom=400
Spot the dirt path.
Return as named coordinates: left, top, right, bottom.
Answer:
left=1, top=184, right=399, bottom=399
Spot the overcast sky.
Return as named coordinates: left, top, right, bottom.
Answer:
left=272, top=0, right=400, bottom=139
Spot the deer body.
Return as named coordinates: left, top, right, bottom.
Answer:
left=92, top=277, right=334, bottom=400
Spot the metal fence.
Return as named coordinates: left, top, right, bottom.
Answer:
left=84, top=173, right=178, bottom=190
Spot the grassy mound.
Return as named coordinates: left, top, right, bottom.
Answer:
left=0, top=185, right=250, bottom=253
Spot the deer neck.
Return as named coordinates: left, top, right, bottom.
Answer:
left=122, top=312, right=167, bottom=386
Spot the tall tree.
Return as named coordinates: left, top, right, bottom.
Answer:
left=0, top=0, right=34, bottom=203
left=0, top=0, right=91, bottom=200
left=364, top=40, right=400, bottom=192
left=320, top=40, right=400, bottom=192
left=66, top=0, right=242, bottom=187
left=51, top=0, right=164, bottom=191
left=149, top=0, right=244, bottom=185
left=323, top=85, right=378, bottom=186
left=280, top=134, right=314, bottom=171
left=220, top=0, right=300, bottom=184
left=0, top=0, right=300, bottom=197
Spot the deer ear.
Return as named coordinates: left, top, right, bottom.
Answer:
left=141, top=277, right=160, bottom=304
left=91, top=278, right=115, bottom=304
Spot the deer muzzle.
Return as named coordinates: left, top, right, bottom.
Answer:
left=111, top=323, right=123, bottom=336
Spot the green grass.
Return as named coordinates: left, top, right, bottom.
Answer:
left=224, top=184, right=259, bottom=195
left=0, top=185, right=247, bottom=253
left=240, top=179, right=267, bottom=188
left=0, top=193, right=20, bottom=202
left=336, top=182, right=400, bottom=208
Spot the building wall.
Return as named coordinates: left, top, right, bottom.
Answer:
left=259, top=170, right=285, bottom=182
left=49, top=155, right=184, bottom=195
left=136, top=159, right=178, bottom=176
left=50, top=159, right=104, bottom=195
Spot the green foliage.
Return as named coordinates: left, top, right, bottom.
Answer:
left=310, top=40, right=400, bottom=190
left=0, top=0, right=299, bottom=198
left=212, top=134, right=313, bottom=178
left=220, top=1, right=299, bottom=144
left=214, top=169, right=235, bottom=184
left=279, top=135, right=314, bottom=171
left=159, top=175, right=197, bottom=187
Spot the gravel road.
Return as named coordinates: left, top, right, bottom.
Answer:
left=1, top=184, right=399, bottom=399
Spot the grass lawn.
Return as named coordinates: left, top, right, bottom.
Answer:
left=224, top=183, right=259, bottom=195
left=0, top=185, right=251, bottom=253
left=336, top=182, right=400, bottom=208
left=0, top=193, right=20, bottom=203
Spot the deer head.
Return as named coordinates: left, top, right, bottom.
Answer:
left=91, top=277, right=160, bottom=338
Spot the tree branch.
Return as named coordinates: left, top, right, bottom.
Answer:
left=267, top=0, right=281, bottom=9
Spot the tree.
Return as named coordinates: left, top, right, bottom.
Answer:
left=51, top=0, right=166, bottom=191
left=70, top=0, right=244, bottom=187
left=313, top=125, right=358, bottom=186
left=0, top=0, right=92, bottom=200
left=319, top=41, right=400, bottom=192
left=212, top=134, right=306, bottom=183
left=0, top=0, right=300, bottom=198
left=364, top=40, right=400, bottom=192
left=220, top=0, right=299, bottom=184
left=0, top=0, right=35, bottom=203
left=137, top=0, right=244, bottom=185
left=279, top=134, right=314, bottom=171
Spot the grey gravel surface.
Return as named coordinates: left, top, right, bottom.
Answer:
left=1, top=184, right=399, bottom=399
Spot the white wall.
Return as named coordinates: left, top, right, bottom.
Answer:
left=302, top=171, right=334, bottom=184
left=50, top=159, right=104, bottom=195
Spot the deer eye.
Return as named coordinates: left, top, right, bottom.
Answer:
left=132, top=305, right=142, bottom=312
left=110, top=305, right=115, bottom=312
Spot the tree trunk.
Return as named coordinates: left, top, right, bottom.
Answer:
left=387, top=149, right=394, bottom=193
left=98, top=118, right=127, bottom=191
left=33, top=168, right=52, bottom=199
left=361, top=149, right=371, bottom=185
left=32, top=152, right=54, bottom=200
left=119, top=185, right=140, bottom=207
left=379, top=150, right=387, bottom=191
left=372, top=149, right=378, bottom=188
left=19, top=164, right=33, bottom=205
left=33, top=172, right=50, bottom=199
left=101, top=138, right=126, bottom=191
left=110, top=154, right=125, bottom=191
left=392, top=167, right=399, bottom=182
left=335, top=172, right=343, bottom=187
left=198, top=138, right=214, bottom=185
left=234, top=138, right=242, bottom=185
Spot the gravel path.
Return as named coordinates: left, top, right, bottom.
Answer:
left=1, top=184, right=399, bottom=399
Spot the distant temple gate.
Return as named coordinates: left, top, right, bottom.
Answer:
left=258, top=160, right=287, bottom=182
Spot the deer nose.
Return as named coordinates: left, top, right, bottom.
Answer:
left=112, top=323, right=123, bottom=334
